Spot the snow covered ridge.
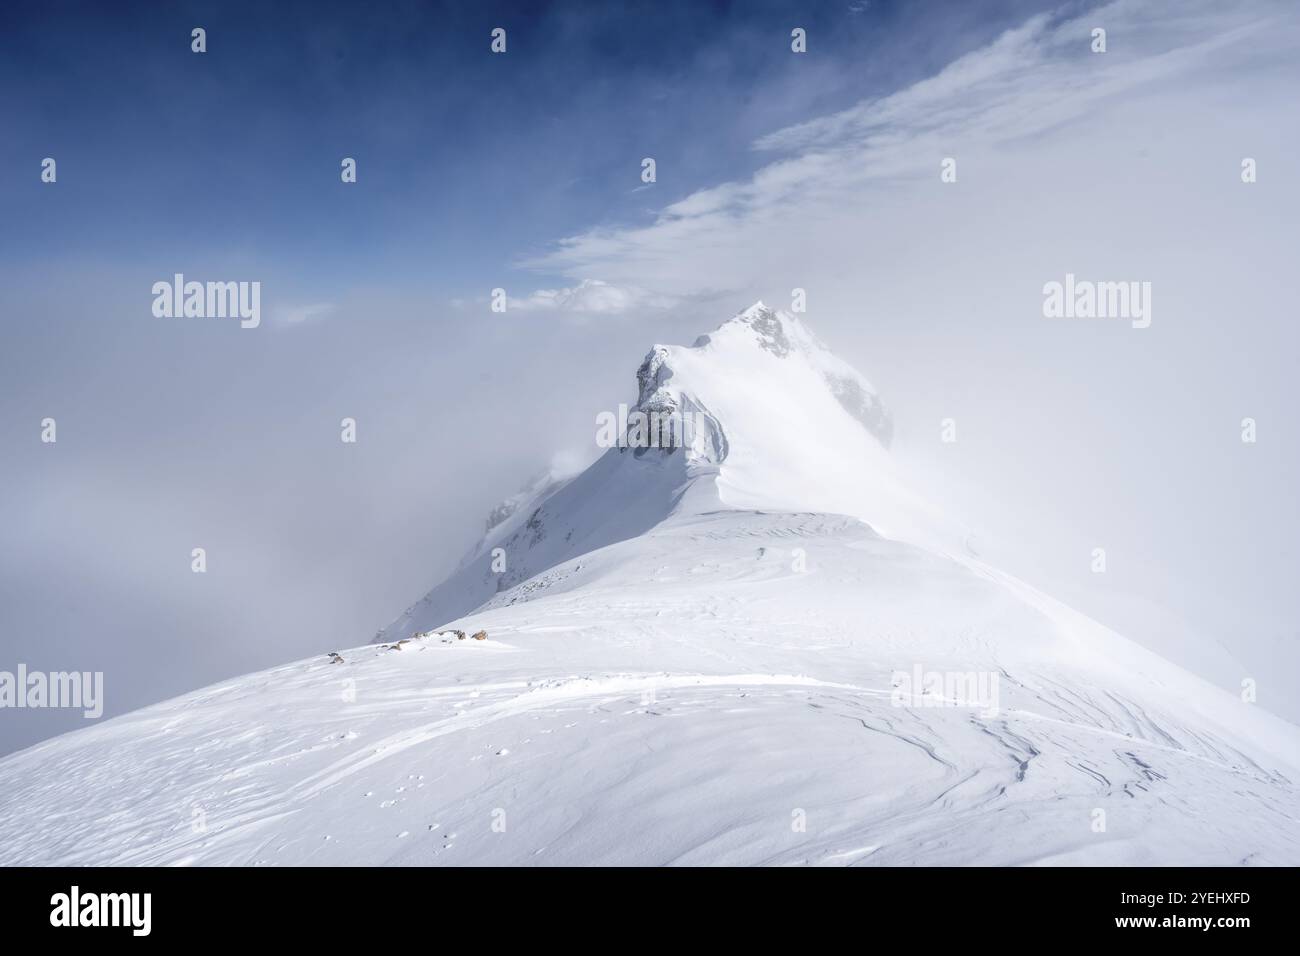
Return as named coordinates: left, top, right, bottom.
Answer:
left=602, top=303, right=891, bottom=453
left=600, top=304, right=890, bottom=453
left=2, top=302, right=1298, bottom=866
left=684, top=302, right=893, bottom=448
left=375, top=301, right=903, bottom=640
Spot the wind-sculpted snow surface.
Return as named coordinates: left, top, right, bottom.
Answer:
left=2, top=305, right=1296, bottom=866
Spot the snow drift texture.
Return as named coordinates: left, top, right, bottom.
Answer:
left=1, top=303, right=1296, bottom=866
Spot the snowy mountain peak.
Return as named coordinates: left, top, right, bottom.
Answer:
left=11, top=298, right=1300, bottom=868
left=375, top=304, right=929, bottom=642
left=662, top=301, right=894, bottom=450
left=693, top=301, right=810, bottom=359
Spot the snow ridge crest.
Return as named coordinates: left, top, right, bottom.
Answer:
left=678, top=301, right=894, bottom=448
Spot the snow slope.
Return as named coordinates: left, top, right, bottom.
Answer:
left=1, top=304, right=1296, bottom=866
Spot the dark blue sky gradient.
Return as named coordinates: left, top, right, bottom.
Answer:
left=1, top=0, right=1056, bottom=296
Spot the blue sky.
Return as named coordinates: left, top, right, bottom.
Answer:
left=2, top=0, right=1298, bottom=755
left=1, top=0, right=1058, bottom=296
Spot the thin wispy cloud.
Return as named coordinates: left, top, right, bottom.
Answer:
left=273, top=302, right=337, bottom=326
left=526, top=0, right=1296, bottom=299
left=507, top=279, right=670, bottom=316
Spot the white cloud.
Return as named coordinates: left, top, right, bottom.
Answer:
left=507, top=279, right=670, bottom=316
left=524, top=0, right=1298, bottom=300
left=273, top=302, right=336, bottom=325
